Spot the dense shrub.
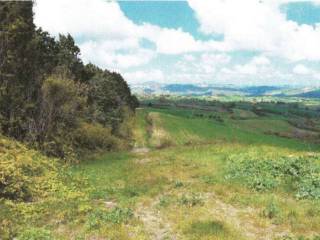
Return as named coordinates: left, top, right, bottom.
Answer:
left=0, top=136, right=60, bottom=201
left=74, top=122, right=118, bottom=151
left=226, top=155, right=320, bottom=199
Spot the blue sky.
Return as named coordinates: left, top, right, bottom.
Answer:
left=34, top=0, right=320, bottom=86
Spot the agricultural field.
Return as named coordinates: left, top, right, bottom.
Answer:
left=1, top=99, right=320, bottom=240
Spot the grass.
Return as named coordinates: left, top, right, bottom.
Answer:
left=144, top=107, right=317, bottom=151
left=2, top=102, right=320, bottom=239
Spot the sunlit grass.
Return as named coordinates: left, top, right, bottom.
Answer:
left=3, top=106, right=320, bottom=239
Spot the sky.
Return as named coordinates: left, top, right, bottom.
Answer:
left=33, top=0, right=320, bottom=86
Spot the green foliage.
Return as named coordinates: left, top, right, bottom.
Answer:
left=38, top=75, right=88, bottom=159
left=85, top=208, right=133, bottom=229
left=74, top=122, right=118, bottom=151
left=88, top=71, right=137, bottom=130
left=0, top=136, right=59, bottom=201
left=0, top=1, right=37, bottom=139
left=158, top=195, right=172, bottom=207
left=262, top=201, right=281, bottom=219
left=0, top=2, right=138, bottom=159
left=227, top=155, right=320, bottom=199
left=17, top=227, right=54, bottom=240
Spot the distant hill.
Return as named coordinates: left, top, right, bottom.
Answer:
left=294, top=90, right=320, bottom=98
left=131, top=82, right=320, bottom=98
left=241, top=86, right=283, bottom=96
left=162, top=84, right=211, bottom=93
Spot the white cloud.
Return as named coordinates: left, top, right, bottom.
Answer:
left=34, top=0, right=137, bottom=39
left=183, top=54, right=196, bottom=62
left=201, top=53, right=231, bottom=65
left=33, top=0, right=320, bottom=85
left=188, top=0, right=320, bottom=61
left=34, top=0, right=230, bottom=69
left=176, top=53, right=231, bottom=76
left=251, top=56, right=271, bottom=65
left=232, top=55, right=271, bottom=75
left=80, top=40, right=155, bottom=70
left=123, top=69, right=165, bottom=84
left=234, top=64, right=257, bottom=75
left=293, top=64, right=311, bottom=75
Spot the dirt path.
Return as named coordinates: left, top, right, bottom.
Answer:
left=205, top=193, right=291, bottom=240
left=132, top=147, right=150, bottom=154
left=136, top=201, right=178, bottom=240
left=135, top=192, right=293, bottom=240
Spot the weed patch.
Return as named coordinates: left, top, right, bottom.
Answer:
left=85, top=207, right=133, bottom=230
left=17, top=227, right=54, bottom=240
left=227, top=155, right=320, bottom=199
left=178, top=193, right=204, bottom=207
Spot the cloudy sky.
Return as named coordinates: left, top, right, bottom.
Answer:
left=34, top=0, right=320, bottom=86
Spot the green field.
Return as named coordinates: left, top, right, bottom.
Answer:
left=2, top=102, right=320, bottom=240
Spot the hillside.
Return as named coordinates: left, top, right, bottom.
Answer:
left=131, top=83, right=287, bottom=96
left=2, top=100, right=320, bottom=240
left=295, top=90, right=320, bottom=98
left=132, top=83, right=320, bottom=99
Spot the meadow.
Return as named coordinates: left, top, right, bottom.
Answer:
left=1, top=98, right=320, bottom=240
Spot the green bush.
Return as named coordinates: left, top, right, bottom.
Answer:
left=39, top=76, right=88, bottom=159
left=0, top=137, right=59, bottom=201
left=226, top=155, right=320, bottom=199
left=74, top=122, right=118, bottom=151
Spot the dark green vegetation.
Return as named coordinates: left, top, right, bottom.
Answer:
left=0, top=2, right=138, bottom=161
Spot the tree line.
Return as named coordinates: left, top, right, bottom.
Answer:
left=0, top=1, right=139, bottom=160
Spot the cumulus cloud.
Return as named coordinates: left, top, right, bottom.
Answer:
left=80, top=40, right=155, bottom=70
left=176, top=53, right=231, bottom=75
left=33, top=0, right=320, bottom=85
left=34, top=0, right=229, bottom=69
left=188, top=0, right=320, bottom=61
left=292, top=64, right=320, bottom=83
left=34, top=0, right=137, bottom=39
left=232, top=55, right=271, bottom=75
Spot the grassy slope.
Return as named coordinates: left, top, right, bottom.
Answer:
left=145, top=107, right=316, bottom=151
left=2, top=107, right=320, bottom=239
left=70, top=108, right=320, bottom=239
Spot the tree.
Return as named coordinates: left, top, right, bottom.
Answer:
left=38, top=74, right=88, bottom=158
left=0, top=1, right=138, bottom=158
left=88, top=70, right=138, bottom=130
left=56, top=34, right=85, bottom=81
left=0, top=1, right=36, bottom=139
